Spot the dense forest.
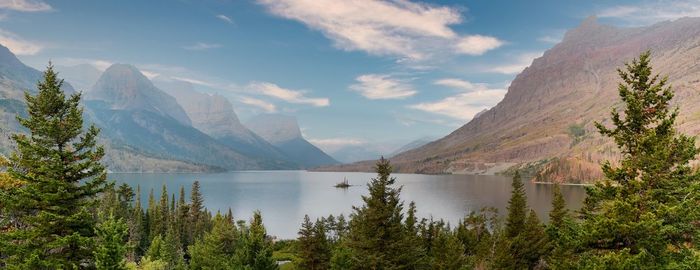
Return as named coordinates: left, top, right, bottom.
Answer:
left=2, top=52, right=700, bottom=269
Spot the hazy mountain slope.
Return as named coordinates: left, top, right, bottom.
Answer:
left=88, top=64, right=191, bottom=126
left=325, top=17, right=700, bottom=183
left=246, top=114, right=338, bottom=168
left=0, top=45, right=205, bottom=172
left=55, top=64, right=102, bottom=93
left=390, top=137, right=434, bottom=157
left=155, top=78, right=296, bottom=168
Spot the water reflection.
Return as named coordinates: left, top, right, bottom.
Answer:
left=111, top=171, right=587, bottom=239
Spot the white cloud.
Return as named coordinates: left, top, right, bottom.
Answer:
left=183, top=42, right=222, bottom=51
left=308, top=137, right=365, bottom=152
left=140, top=70, right=160, bottom=80
left=257, top=0, right=502, bottom=61
left=537, top=35, right=561, bottom=44
left=0, top=29, right=42, bottom=55
left=350, top=74, right=416, bottom=100
left=487, top=52, right=542, bottom=74
left=216, top=14, right=233, bottom=24
left=171, top=76, right=220, bottom=88
left=598, top=1, right=700, bottom=25
left=455, top=35, right=503, bottom=55
left=249, top=81, right=329, bottom=107
left=239, top=96, right=277, bottom=113
left=0, top=0, right=51, bottom=12
left=434, top=78, right=481, bottom=91
left=409, top=83, right=506, bottom=121
left=53, top=57, right=113, bottom=71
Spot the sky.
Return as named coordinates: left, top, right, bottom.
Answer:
left=1, top=0, right=698, bottom=152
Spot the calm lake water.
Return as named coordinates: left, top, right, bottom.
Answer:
left=111, top=171, right=587, bottom=239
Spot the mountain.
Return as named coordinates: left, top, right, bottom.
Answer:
left=85, top=64, right=281, bottom=171
left=324, top=16, right=700, bottom=183
left=55, top=63, right=102, bottom=93
left=154, top=77, right=295, bottom=167
left=88, top=64, right=191, bottom=126
left=389, top=137, right=434, bottom=157
left=246, top=114, right=338, bottom=168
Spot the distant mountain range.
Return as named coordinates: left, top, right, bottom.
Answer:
left=246, top=114, right=338, bottom=168
left=0, top=46, right=338, bottom=172
left=320, top=16, right=700, bottom=183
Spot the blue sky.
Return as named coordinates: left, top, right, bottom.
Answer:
left=1, top=0, right=697, bottom=152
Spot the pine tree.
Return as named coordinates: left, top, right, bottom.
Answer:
left=175, top=186, right=189, bottom=250
left=0, top=64, right=108, bottom=268
left=548, top=184, right=567, bottom=230
left=428, top=225, right=467, bottom=270
left=188, top=213, right=238, bottom=269
left=235, top=211, right=277, bottom=270
left=579, top=51, right=700, bottom=267
left=94, top=213, right=129, bottom=270
left=345, top=157, right=425, bottom=269
left=505, top=172, right=527, bottom=238
left=297, top=215, right=331, bottom=270
left=130, top=185, right=146, bottom=260
left=189, top=181, right=205, bottom=244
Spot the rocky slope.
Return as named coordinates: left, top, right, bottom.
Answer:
left=155, top=78, right=295, bottom=168
left=88, top=64, right=192, bottom=126
left=85, top=64, right=287, bottom=171
left=246, top=114, right=338, bottom=168
left=324, top=16, right=700, bottom=183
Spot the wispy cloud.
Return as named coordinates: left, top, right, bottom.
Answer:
left=257, top=0, right=502, bottom=61
left=0, top=0, right=52, bottom=12
left=434, top=78, right=479, bottom=91
left=538, top=35, right=561, bottom=44
left=239, top=96, right=277, bottom=113
left=183, top=42, right=222, bottom=51
left=350, top=74, right=416, bottom=100
left=487, top=52, right=542, bottom=74
left=52, top=57, right=113, bottom=71
left=410, top=80, right=505, bottom=121
left=216, top=14, right=234, bottom=24
left=454, top=35, right=503, bottom=55
left=598, top=1, right=700, bottom=25
left=308, top=137, right=365, bottom=152
left=0, top=29, right=42, bottom=55
left=249, top=81, right=330, bottom=107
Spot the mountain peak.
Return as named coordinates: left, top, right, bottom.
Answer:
left=89, top=64, right=192, bottom=125
left=245, top=114, right=303, bottom=144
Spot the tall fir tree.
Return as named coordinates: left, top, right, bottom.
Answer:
left=189, top=181, right=205, bottom=244
left=94, top=213, right=129, bottom=270
left=235, top=211, right=277, bottom=270
left=297, top=215, right=331, bottom=270
left=579, top=51, right=700, bottom=267
left=188, top=213, right=238, bottom=269
left=0, top=64, right=108, bottom=268
left=345, top=157, right=425, bottom=269
left=505, top=172, right=527, bottom=238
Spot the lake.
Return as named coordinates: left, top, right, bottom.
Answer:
left=111, top=171, right=587, bottom=239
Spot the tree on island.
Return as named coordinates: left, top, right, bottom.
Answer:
left=0, top=64, right=108, bottom=268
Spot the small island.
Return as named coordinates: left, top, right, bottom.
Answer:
left=335, top=177, right=351, bottom=188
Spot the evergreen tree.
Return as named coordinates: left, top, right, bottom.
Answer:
left=579, top=51, right=700, bottom=267
left=94, top=213, right=129, bottom=270
left=130, top=185, right=146, bottom=260
left=235, top=211, right=278, bottom=270
left=0, top=64, right=108, bottom=268
left=175, top=186, right=189, bottom=250
left=428, top=225, right=467, bottom=270
left=297, top=215, right=331, bottom=270
left=345, top=157, right=425, bottom=269
left=189, top=181, right=205, bottom=244
left=505, top=172, right=527, bottom=238
left=188, top=214, right=238, bottom=269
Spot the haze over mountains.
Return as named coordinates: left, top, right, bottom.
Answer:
left=323, top=16, right=700, bottom=183
left=0, top=46, right=338, bottom=171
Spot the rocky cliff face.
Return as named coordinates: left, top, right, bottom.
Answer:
left=246, top=114, right=338, bottom=168
left=329, top=16, right=700, bottom=183
left=88, top=64, right=192, bottom=126
left=156, top=78, right=295, bottom=168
